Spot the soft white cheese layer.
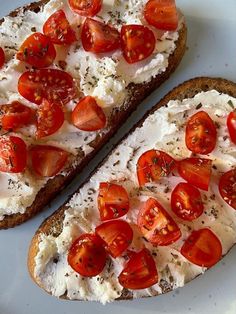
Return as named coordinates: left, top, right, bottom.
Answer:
left=34, top=90, right=236, bottom=304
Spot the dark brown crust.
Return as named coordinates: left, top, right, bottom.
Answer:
left=28, top=77, right=236, bottom=301
left=0, top=1, right=187, bottom=229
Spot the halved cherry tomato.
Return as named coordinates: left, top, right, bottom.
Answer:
left=181, top=228, right=222, bottom=268
left=185, top=111, right=217, bottom=154
left=118, top=248, right=158, bottom=289
left=18, top=69, right=75, bottom=105
left=178, top=157, right=212, bottom=191
left=227, top=111, right=236, bottom=144
left=69, top=0, right=102, bottom=17
left=0, top=136, right=27, bottom=173
left=16, top=32, right=56, bottom=68
left=81, top=18, right=120, bottom=53
left=137, top=198, right=181, bottom=246
left=219, top=169, right=236, bottom=210
left=30, top=145, right=68, bottom=177
left=144, top=0, right=178, bottom=31
left=171, top=182, right=204, bottom=221
left=0, top=47, right=5, bottom=68
left=97, top=182, right=130, bottom=221
left=36, top=99, right=64, bottom=138
left=0, top=101, right=35, bottom=131
left=121, top=25, right=155, bottom=64
left=137, top=150, right=176, bottom=186
left=71, top=96, right=106, bottom=131
left=95, top=220, right=133, bottom=258
left=68, top=233, right=106, bottom=277
left=43, top=10, right=76, bottom=45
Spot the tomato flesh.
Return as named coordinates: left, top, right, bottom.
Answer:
left=181, top=228, right=222, bottom=268
left=18, top=69, right=75, bottom=105
left=178, top=157, right=212, bottom=191
left=72, top=96, right=106, bottom=131
left=219, top=169, right=236, bottom=210
left=97, top=182, right=130, bottom=221
left=118, top=248, right=158, bottom=289
left=0, top=136, right=27, bottom=173
left=43, top=10, right=76, bottom=45
left=171, top=182, right=204, bottom=221
left=137, top=149, right=176, bottom=186
left=95, top=220, right=133, bottom=258
left=0, top=47, right=5, bottom=68
left=144, top=0, right=178, bottom=31
left=68, top=233, right=106, bottom=277
left=227, top=111, right=236, bottom=144
left=121, top=25, right=155, bottom=64
left=30, top=145, right=68, bottom=177
left=185, top=111, right=217, bottom=155
left=138, top=198, right=181, bottom=246
left=69, top=0, right=102, bottom=16
left=16, top=32, right=56, bottom=68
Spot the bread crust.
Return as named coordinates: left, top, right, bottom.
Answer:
left=28, top=76, right=236, bottom=301
left=0, top=1, right=187, bottom=229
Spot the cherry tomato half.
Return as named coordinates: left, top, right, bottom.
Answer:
left=69, top=0, right=102, bottom=17
left=227, top=111, right=236, bottom=144
left=0, top=47, right=5, bottom=68
left=219, top=169, right=236, bottom=210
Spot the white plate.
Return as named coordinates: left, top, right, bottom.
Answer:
left=0, top=1, right=236, bottom=314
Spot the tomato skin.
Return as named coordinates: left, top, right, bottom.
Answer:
left=69, top=0, right=102, bottom=16
left=137, top=198, right=181, bottom=246
left=178, top=157, right=212, bottom=191
left=118, top=248, right=158, bottom=290
left=144, top=0, right=178, bottom=31
left=0, top=47, right=5, bottom=68
left=36, top=99, right=64, bottom=138
left=68, top=233, right=106, bottom=277
left=43, top=10, right=76, bottom=45
left=171, top=182, right=204, bottom=221
left=95, top=220, right=133, bottom=258
left=0, top=136, right=27, bottom=173
left=219, top=169, right=236, bottom=210
left=121, top=25, right=156, bottom=64
left=16, top=32, right=56, bottom=68
left=227, top=111, right=236, bottom=144
left=71, top=96, right=106, bottom=131
left=181, top=228, right=222, bottom=268
left=81, top=18, right=120, bottom=53
left=185, top=111, right=217, bottom=155
left=18, top=69, right=75, bottom=105
left=137, top=149, right=176, bottom=186
left=30, top=145, right=68, bottom=177
left=98, top=182, right=130, bottom=221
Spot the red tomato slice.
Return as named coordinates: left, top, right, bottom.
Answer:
left=81, top=18, right=120, bottom=53
left=137, top=149, right=176, bottom=186
left=16, top=32, right=56, bottom=68
left=171, top=182, right=204, bottom=221
left=36, top=99, right=64, bottom=138
left=97, top=182, right=130, bottom=221
left=18, top=69, right=75, bottom=105
left=43, top=10, right=76, bottom=45
left=0, top=47, right=5, bottom=68
left=71, top=96, right=106, bottom=131
left=121, top=25, right=156, bottom=64
left=137, top=198, right=181, bottom=246
left=0, top=136, right=27, bottom=173
left=0, top=101, right=35, bottom=131
left=69, top=0, right=102, bottom=16
left=185, top=111, right=217, bottom=155
left=68, top=233, right=106, bottom=277
left=181, top=228, right=222, bottom=268
left=178, top=157, right=212, bottom=191
left=30, top=145, right=68, bottom=177
left=219, top=169, right=236, bottom=210
left=144, top=0, right=178, bottom=31
left=118, top=248, right=158, bottom=290
left=95, top=220, right=133, bottom=258
left=227, top=111, right=236, bottom=144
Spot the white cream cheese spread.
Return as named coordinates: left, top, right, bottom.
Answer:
left=0, top=0, right=183, bottom=219
left=34, top=90, right=236, bottom=304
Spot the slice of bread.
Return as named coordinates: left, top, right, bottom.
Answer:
left=0, top=0, right=187, bottom=229
left=28, top=77, right=236, bottom=303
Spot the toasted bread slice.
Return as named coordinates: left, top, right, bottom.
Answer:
left=28, top=77, right=236, bottom=303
